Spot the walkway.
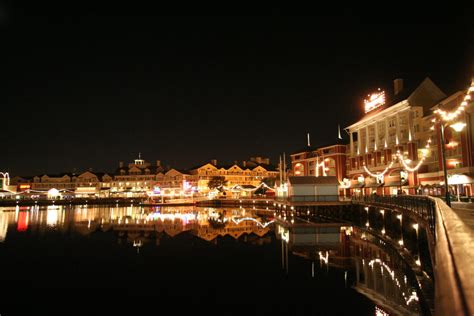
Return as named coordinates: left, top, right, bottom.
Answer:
left=451, top=201, right=474, bottom=229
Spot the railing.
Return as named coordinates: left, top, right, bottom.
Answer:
left=352, top=195, right=436, bottom=237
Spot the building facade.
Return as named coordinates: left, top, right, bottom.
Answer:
left=290, top=77, right=474, bottom=199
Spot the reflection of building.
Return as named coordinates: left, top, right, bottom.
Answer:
left=56, top=206, right=273, bottom=245
left=194, top=217, right=270, bottom=241
left=351, top=230, right=421, bottom=315
left=276, top=219, right=422, bottom=315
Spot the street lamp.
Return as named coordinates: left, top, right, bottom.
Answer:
left=439, top=122, right=466, bottom=207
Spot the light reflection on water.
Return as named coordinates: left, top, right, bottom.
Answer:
left=0, top=205, right=422, bottom=315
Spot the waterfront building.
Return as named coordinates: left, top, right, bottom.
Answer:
left=31, top=173, right=78, bottom=191
left=418, top=90, right=474, bottom=198
left=106, top=155, right=164, bottom=197
left=287, top=176, right=339, bottom=202
left=76, top=171, right=113, bottom=198
left=155, top=168, right=198, bottom=197
left=290, top=142, right=347, bottom=182
left=344, top=77, right=474, bottom=197
left=289, top=77, right=474, bottom=199
left=189, top=157, right=279, bottom=193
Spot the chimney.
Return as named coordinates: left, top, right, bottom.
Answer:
left=211, top=159, right=217, bottom=166
left=242, top=161, right=246, bottom=167
left=394, top=78, right=404, bottom=95
left=119, top=161, right=124, bottom=168
left=156, top=160, right=161, bottom=167
left=255, top=157, right=262, bottom=164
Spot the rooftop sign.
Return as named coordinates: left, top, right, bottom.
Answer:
left=364, top=90, right=385, bottom=113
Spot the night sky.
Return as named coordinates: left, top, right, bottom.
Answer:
left=2, top=3, right=473, bottom=176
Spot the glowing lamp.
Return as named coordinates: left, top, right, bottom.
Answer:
left=450, top=122, right=466, bottom=132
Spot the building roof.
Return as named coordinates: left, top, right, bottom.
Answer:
left=291, top=139, right=348, bottom=156
left=288, top=176, right=339, bottom=185
left=346, top=77, right=447, bottom=129
left=114, top=165, right=164, bottom=175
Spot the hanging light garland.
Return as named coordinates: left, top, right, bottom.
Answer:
left=364, top=79, right=474, bottom=177
left=363, top=161, right=394, bottom=179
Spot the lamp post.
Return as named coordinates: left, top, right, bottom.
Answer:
left=439, top=121, right=466, bottom=207
left=439, top=123, right=451, bottom=207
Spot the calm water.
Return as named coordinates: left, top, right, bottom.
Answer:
left=0, top=205, right=422, bottom=315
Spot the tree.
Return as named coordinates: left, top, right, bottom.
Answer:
left=207, top=176, right=227, bottom=191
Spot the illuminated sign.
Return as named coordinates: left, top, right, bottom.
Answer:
left=19, top=184, right=31, bottom=189
left=364, top=90, right=385, bottom=113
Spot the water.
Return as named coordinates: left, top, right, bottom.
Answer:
left=0, top=205, right=422, bottom=315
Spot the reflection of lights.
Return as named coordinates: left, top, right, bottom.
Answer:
left=413, top=223, right=419, bottom=231
left=396, top=214, right=402, bottom=220
left=318, top=251, right=329, bottom=264
left=398, top=239, right=404, bottom=246
left=46, top=206, right=60, bottom=227
left=341, top=226, right=353, bottom=236
left=375, top=306, right=389, bottom=316
left=415, top=258, right=421, bottom=266
left=379, top=209, right=384, bottom=215
left=406, top=291, right=419, bottom=305
left=232, top=217, right=274, bottom=228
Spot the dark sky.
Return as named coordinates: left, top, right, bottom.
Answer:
left=1, top=3, right=474, bottom=176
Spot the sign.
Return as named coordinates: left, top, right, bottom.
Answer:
left=18, top=184, right=31, bottom=192
left=364, top=90, right=385, bottom=113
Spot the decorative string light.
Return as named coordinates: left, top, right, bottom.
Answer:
left=363, top=161, right=394, bottom=179
left=315, top=157, right=327, bottom=177
left=434, top=80, right=474, bottom=121
left=363, top=79, right=474, bottom=177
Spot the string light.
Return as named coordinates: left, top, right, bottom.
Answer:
left=363, top=76, right=473, bottom=177
left=363, top=161, right=394, bottom=179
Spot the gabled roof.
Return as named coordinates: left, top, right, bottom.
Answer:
left=288, top=176, right=339, bottom=185
left=347, top=77, right=446, bottom=128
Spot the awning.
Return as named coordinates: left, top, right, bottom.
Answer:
left=448, top=174, right=474, bottom=185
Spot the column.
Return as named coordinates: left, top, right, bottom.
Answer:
left=350, top=131, right=354, bottom=156
left=396, top=113, right=400, bottom=145
left=384, top=117, right=389, bottom=148
left=374, top=121, right=379, bottom=151
left=357, top=129, right=361, bottom=155
left=365, top=126, right=369, bottom=153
